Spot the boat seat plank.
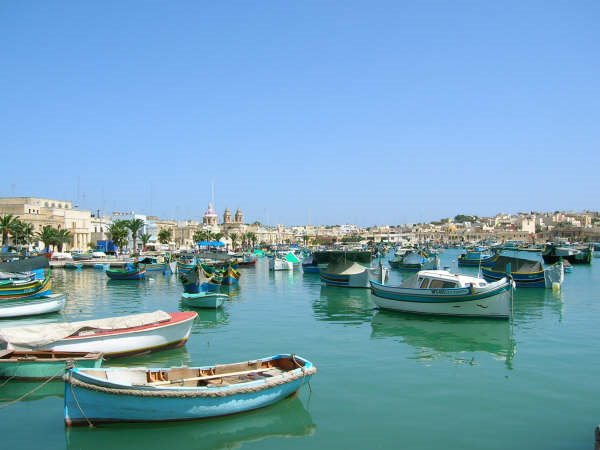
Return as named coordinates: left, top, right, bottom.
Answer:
left=147, top=367, right=277, bottom=386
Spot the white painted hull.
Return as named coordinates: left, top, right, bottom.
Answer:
left=321, top=266, right=389, bottom=288
left=544, top=261, right=564, bottom=288
left=0, top=294, right=66, bottom=318
left=371, top=289, right=511, bottom=318
left=12, top=316, right=195, bottom=356
left=269, top=258, right=293, bottom=271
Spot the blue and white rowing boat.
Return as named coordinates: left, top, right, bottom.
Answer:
left=64, top=354, right=316, bottom=425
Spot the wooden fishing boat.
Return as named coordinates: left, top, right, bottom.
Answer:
left=137, top=257, right=169, bottom=272
left=457, top=247, right=495, bottom=267
left=105, top=266, right=146, bottom=280
left=389, top=251, right=439, bottom=271
left=269, top=256, right=293, bottom=271
left=0, top=350, right=102, bottom=380
left=0, top=310, right=197, bottom=357
left=369, top=270, right=513, bottom=318
left=481, top=255, right=564, bottom=288
left=221, top=265, right=240, bottom=286
left=542, top=244, right=592, bottom=265
left=181, top=292, right=228, bottom=308
left=64, top=354, right=316, bottom=425
left=0, top=276, right=53, bottom=300
left=320, top=262, right=388, bottom=288
left=0, top=293, right=66, bottom=318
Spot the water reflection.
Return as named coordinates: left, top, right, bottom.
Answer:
left=312, top=286, right=375, bottom=324
left=0, top=380, right=63, bottom=403
left=65, top=396, right=315, bottom=450
left=107, top=346, right=193, bottom=368
left=513, top=288, right=563, bottom=322
left=370, top=310, right=516, bottom=368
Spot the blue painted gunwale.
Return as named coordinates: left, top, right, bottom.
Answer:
left=64, top=354, right=315, bottom=424
left=481, top=268, right=545, bottom=287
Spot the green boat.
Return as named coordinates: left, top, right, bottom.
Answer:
left=0, top=350, right=103, bottom=380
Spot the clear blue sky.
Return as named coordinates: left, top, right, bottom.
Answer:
left=1, top=1, right=599, bottom=226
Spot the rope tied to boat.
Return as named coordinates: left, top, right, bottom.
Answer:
left=0, top=369, right=64, bottom=410
left=68, top=371, right=94, bottom=428
left=66, top=366, right=317, bottom=398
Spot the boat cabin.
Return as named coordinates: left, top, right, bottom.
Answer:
left=415, top=270, right=488, bottom=289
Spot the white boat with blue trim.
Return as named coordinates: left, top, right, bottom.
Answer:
left=369, top=270, right=513, bottom=319
left=64, top=353, right=316, bottom=425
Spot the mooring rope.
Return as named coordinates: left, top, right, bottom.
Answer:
left=0, top=375, right=16, bottom=388
left=69, top=378, right=94, bottom=428
left=0, top=369, right=63, bottom=410
left=66, top=366, right=317, bottom=398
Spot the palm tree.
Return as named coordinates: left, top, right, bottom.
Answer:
left=229, top=232, right=239, bottom=251
left=158, top=228, right=172, bottom=245
left=126, top=218, right=145, bottom=254
left=139, top=233, right=152, bottom=252
left=107, top=221, right=129, bottom=254
left=193, top=230, right=207, bottom=243
left=55, top=229, right=72, bottom=252
left=214, top=232, right=224, bottom=242
left=245, top=232, right=257, bottom=250
left=36, top=226, right=58, bottom=252
left=0, top=214, right=19, bottom=246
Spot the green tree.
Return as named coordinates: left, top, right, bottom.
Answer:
left=126, top=218, right=145, bottom=253
left=229, top=232, right=239, bottom=250
left=158, top=228, right=172, bottom=245
left=192, top=230, right=204, bottom=243
left=244, top=232, right=257, bottom=249
left=11, top=220, right=35, bottom=247
left=454, top=214, right=479, bottom=223
left=36, top=226, right=58, bottom=251
left=213, top=232, right=224, bottom=242
left=108, top=221, right=129, bottom=253
left=139, top=233, right=152, bottom=251
left=55, top=229, right=72, bottom=252
left=0, top=214, right=19, bottom=246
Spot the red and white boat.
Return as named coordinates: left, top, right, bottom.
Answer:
left=0, top=310, right=197, bottom=358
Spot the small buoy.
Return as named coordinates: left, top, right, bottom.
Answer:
left=552, top=281, right=561, bottom=291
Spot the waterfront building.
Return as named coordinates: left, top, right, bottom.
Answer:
left=0, top=197, right=91, bottom=251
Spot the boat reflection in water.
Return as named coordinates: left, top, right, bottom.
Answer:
left=370, top=311, right=515, bottom=368
left=513, top=288, right=563, bottom=323
left=65, top=396, right=315, bottom=450
left=107, top=346, right=193, bottom=369
left=313, top=286, right=375, bottom=325
left=0, top=379, right=64, bottom=403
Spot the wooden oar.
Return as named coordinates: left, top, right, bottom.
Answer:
left=147, top=367, right=276, bottom=386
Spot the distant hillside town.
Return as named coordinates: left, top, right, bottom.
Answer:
left=0, top=196, right=599, bottom=252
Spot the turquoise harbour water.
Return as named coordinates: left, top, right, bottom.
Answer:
left=1, top=249, right=599, bottom=450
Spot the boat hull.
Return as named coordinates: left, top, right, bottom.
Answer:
left=64, top=354, right=315, bottom=425
left=106, top=269, right=146, bottom=280
left=369, top=281, right=512, bottom=318
left=320, top=266, right=388, bottom=288
left=0, top=351, right=102, bottom=380
left=181, top=292, right=227, bottom=308
left=7, top=312, right=197, bottom=357
left=0, top=293, right=66, bottom=318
